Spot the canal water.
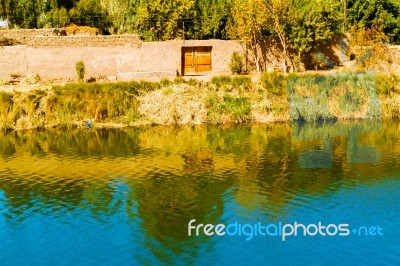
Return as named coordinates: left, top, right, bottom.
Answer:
left=0, top=121, right=399, bottom=265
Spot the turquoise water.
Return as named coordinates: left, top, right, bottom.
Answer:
left=0, top=121, right=399, bottom=265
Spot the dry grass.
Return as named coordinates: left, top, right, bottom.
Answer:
left=61, top=24, right=100, bottom=36
left=138, top=84, right=208, bottom=124
left=0, top=73, right=399, bottom=130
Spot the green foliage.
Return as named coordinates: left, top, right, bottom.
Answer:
left=103, top=0, right=133, bottom=34
left=311, top=52, right=335, bottom=70
left=260, top=72, right=286, bottom=96
left=173, top=77, right=186, bottom=84
left=134, top=0, right=195, bottom=41
left=289, top=0, right=342, bottom=55
left=377, top=73, right=400, bottom=95
left=0, top=92, right=13, bottom=119
left=231, top=76, right=251, bottom=89
left=188, top=0, right=232, bottom=39
left=69, top=0, right=110, bottom=32
left=221, top=95, right=251, bottom=122
left=205, top=93, right=251, bottom=123
left=160, top=78, right=172, bottom=87
left=211, top=75, right=232, bottom=87
left=185, top=78, right=200, bottom=86
left=347, top=0, right=400, bottom=44
left=229, top=51, right=244, bottom=75
left=286, top=73, right=381, bottom=122
left=75, top=61, right=86, bottom=81
left=44, top=7, right=70, bottom=27
left=211, top=75, right=252, bottom=91
left=0, top=0, right=399, bottom=49
left=228, top=0, right=268, bottom=73
left=0, top=0, right=74, bottom=28
left=48, top=82, right=141, bottom=125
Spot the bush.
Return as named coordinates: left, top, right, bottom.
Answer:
left=377, top=74, right=400, bottom=95
left=205, top=93, right=251, bottom=123
left=173, top=77, right=185, bottom=84
left=186, top=78, right=200, bottom=86
left=75, top=61, right=86, bottom=82
left=160, top=78, right=172, bottom=87
left=211, top=75, right=232, bottom=87
left=229, top=52, right=244, bottom=75
left=231, top=76, right=252, bottom=88
left=260, top=72, right=286, bottom=95
left=311, top=52, right=335, bottom=70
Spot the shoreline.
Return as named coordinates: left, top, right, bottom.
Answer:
left=0, top=73, right=399, bottom=131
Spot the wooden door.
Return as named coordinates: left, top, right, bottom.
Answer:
left=182, top=46, right=212, bottom=75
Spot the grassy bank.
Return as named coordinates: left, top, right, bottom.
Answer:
left=0, top=73, right=399, bottom=130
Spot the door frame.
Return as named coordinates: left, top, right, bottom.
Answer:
left=181, top=46, right=212, bottom=76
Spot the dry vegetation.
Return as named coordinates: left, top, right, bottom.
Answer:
left=0, top=72, right=399, bottom=130
left=60, top=23, right=100, bottom=35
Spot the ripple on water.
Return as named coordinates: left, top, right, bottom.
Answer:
left=0, top=122, right=399, bottom=265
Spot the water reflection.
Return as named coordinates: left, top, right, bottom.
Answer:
left=292, top=121, right=382, bottom=168
left=0, top=121, right=399, bottom=264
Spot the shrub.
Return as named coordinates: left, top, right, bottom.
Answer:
left=311, top=52, right=335, bottom=70
left=229, top=51, right=244, bottom=75
left=260, top=72, right=286, bottom=95
left=205, top=93, right=251, bottom=123
left=211, top=75, right=232, bottom=87
left=160, top=78, right=172, bottom=87
left=75, top=61, right=86, bottom=82
left=231, top=75, right=252, bottom=89
left=377, top=73, right=400, bottom=95
left=222, top=95, right=251, bottom=122
left=186, top=78, right=200, bottom=86
left=173, top=77, right=185, bottom=84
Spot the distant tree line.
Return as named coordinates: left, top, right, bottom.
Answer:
left=0, top=0, right=399, bottom=40
left=1, top=0, right=400, bottom=71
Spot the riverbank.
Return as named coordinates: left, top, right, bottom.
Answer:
left=0, top=73, right=399, bottom=130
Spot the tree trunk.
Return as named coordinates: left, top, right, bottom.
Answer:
left=255, top=49, right=261, bottom=74
left=282, top=42, right=287, bottom=74
left=252, top=33, right=261, bottom=74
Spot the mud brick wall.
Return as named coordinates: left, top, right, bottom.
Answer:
left=0, top=39, right=243, bottom=80
left=28, top=35, right=142, bottom=47
left=0, top=29, right=352, bottom=81
left=0, top=29, right=54, bottom=44
left=1, top=29, right=142, bottom=47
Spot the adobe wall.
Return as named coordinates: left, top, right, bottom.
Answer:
left=0, top=29, right=356, bottom=81
left=0, top=29, right=54, bottom=44
left=0, top=29, right=142, bottom=47
left=0, top=38, right=243, bottom=80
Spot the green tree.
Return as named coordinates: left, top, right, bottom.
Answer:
left=228, top=0, right=268, bottom=74
left=288, top=0, right=341, bottom=68
left=265, top=0, right=292, bottom=73
left=229, top=51, right=244, bottom=74
left=69, top=0, right=110, bottom=32
left=0, top=0, right=74, bottom=28
left=0, top=0, right=47, bottom=28
left=100, top=0, right=134, bottom=33
left=134, top=0, right=195, bottom=41
left=75, top=60, right=86, bottom=81
left=44, top=7, right=70, bottom=27
left=347, top=0, right=400, bottom=43
left=188, top=0, right=232, bottom=39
